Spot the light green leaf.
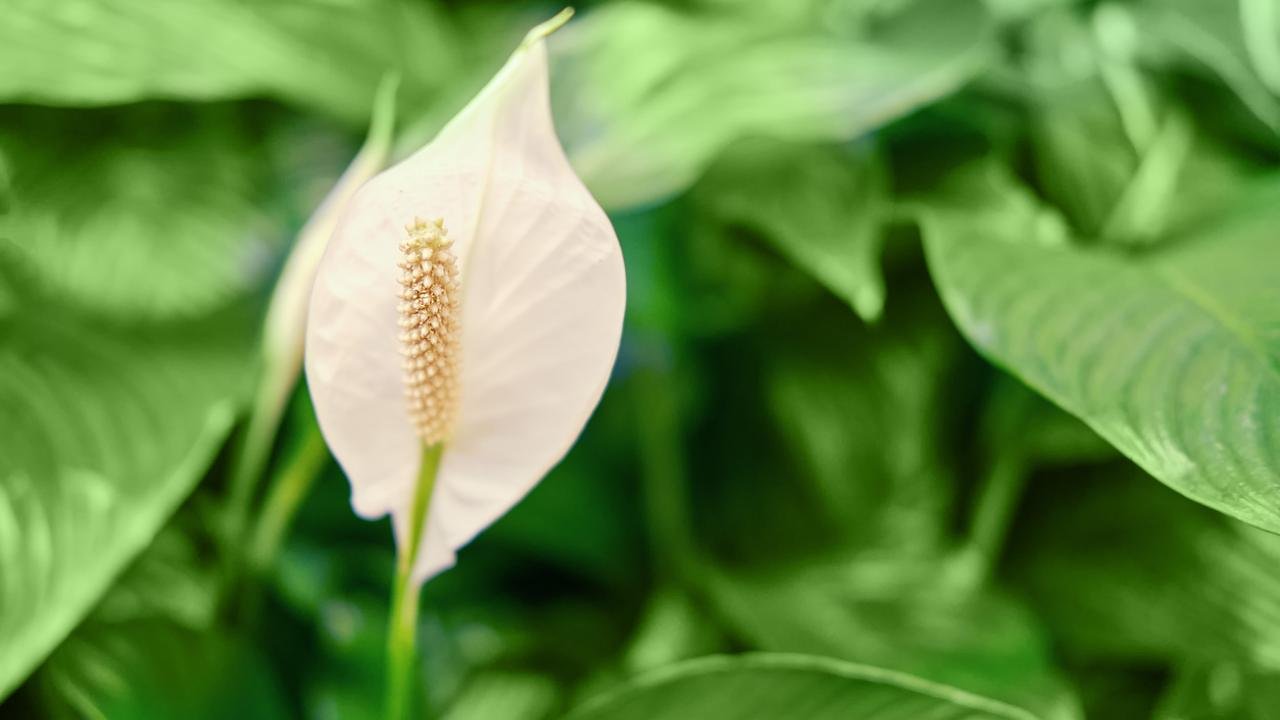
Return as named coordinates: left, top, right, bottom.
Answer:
left=1013, top=467, right=1280, bottom=670
left=920, top=162, right=1280, bottom=533
left=443, top=671, right=559, bottom=720
left=1134, top=0, right=1280, bottom=136
left=564, top=653, right=1041, bottom=720
left=555, top=0, right=994, bottom=209
left=0, top=106, right=275, bottom=320
left=1020, top=6, right=1193, bottom=243
left=0, top=295, right=252, bottom=700
left=696, top=138, right=889, bottom=321
left=0, top=0, right=454, bottom=123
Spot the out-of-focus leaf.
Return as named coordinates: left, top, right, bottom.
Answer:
left=554, top=0, right=994, bottom=208
left=36, top=620, right=286, bottom=720
left=1066, top=665, right=1165, bottom=720
left=1133, top=0, right=1280, bottom=136
left=0, top=293, right=252, bottom=700
left=1153, top=663, right=1280, bottom=719
left=84, top=525, right=217, bottom=631
left=920, top=161, right=1280, bottom=534
left=622, top=589, right=723, bottom=674
left=1019, top=6, right=1196, bottom=243
left=695, top=138, right=889, bottom=321
left=0, top=0, right=454, bottom=124
left=21, top=515, right=276, bottom=719
left=1012, top=467, right=1280, bottom=669
left=764, top=296, right=959, bottom=552
left=563, top=653, right=1042, bottom=720
left=708, top=559, right=1082, bottom=720
left=443, top=671, right=559, bottom=720
left=0, top=106, right=276, bottom=320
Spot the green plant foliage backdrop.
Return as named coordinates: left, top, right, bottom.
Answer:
left=0, top=0, right=1277, bottom=718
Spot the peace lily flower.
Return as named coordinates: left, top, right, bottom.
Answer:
left=304, top=7, right=625, bottom=594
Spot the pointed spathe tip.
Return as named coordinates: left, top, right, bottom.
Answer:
left=523, top=7, right=574, bottom=48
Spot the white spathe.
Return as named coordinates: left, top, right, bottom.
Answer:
left=304, top=14, right=626, bottom=584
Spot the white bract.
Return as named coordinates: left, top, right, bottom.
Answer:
left=304, top=12, right=626, bottom=584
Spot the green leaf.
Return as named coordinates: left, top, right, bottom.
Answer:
left=0, top=0, right=454, bottom=124
left=1154, top=663, right=1280, bottom=720
left=1134, top=0, right=1280, bottom=137
left=0, top=106, right=276, bottom=320
left=1019, top=6, right=1195, bottom=244
left=1012, top=467, right=1280, bottom=670
left=563, top=654, right=1042, bottom=720
left=695, top=138, right=889, bottom=321
left=0, top=298, right=252, bottom=700
left=36, top=620, right=287, bottom=720
left=443, top=671, right=559, bottom=720
left=556, top=0, right=994, bottom=209
left=920, top=161, right=1280, bottom=533
left=23, top=517, right=280, bottom=719
left=763, top=295, right=960, bottom=552
left=707, top=559, right=1082, bottom=720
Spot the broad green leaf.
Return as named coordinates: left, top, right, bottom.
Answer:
left=0, top=106, right=276, bottom=320
left=555, top=0, right=994, bottom=208
left=0, top=293, right=252, bottom=700
left=0, top=0, right=454, bottom=124
left=563, top=653, right=1041, bottom=720
left=1012, top=467, right=1280, bottom=670
left=695, top=138, right=889, bottom=321
left=708, top=559, right=1082, bottom=720
left=920, top=162, right=1280, bottom=533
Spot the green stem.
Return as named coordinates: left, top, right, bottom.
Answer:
left=386, top=443, right=443, bottom=720
left=964, top=450, right=1028, bottom=582
left=248, top=422, right=328, bottom=571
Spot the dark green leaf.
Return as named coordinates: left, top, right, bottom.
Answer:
left=564, top=653, right=1042, bottom=720
left=696, top=138, right=889, bottom=321
left=1013, top=466, right=1280, bottom=669
left=708, top=559, right=1082, bottom=720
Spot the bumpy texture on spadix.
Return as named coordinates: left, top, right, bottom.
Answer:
left=398, top=217, right=461, bottom=444
left=305, top=13, right=625, bottom=584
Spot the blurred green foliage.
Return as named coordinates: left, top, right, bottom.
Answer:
left=1, top=0, right=1279, bottom=718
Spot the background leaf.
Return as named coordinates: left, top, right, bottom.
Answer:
left=1012, top=466, right=1280, bottom=670
left=921, top=162, right=1280, bottom=532
left=563, top=654, right=1040, bottom=720
left=0, top=289, right=252, bottom=699
left=0, top=105, right=282, bottom=320
left=0, top=0, right=456, bottom=124
left=694, top=138, right=890, bottom=321
left=554, top=0, right=995, bottom=208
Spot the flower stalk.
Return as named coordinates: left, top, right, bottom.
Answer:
left=386, top=442, right=443, bottom=720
